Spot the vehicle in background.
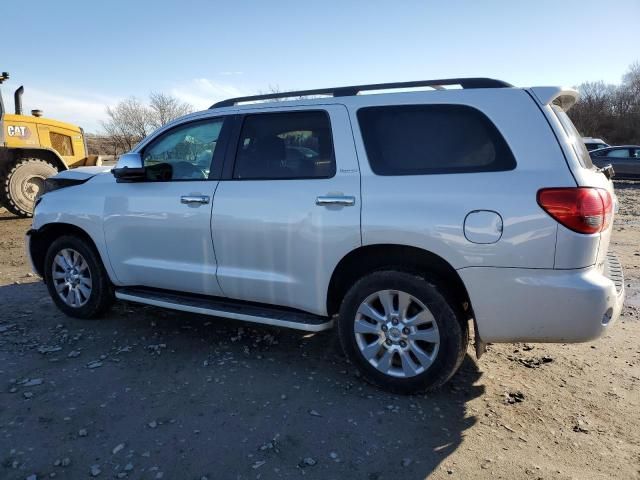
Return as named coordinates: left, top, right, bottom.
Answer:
left=0, top=71, right=102, bottom=218
left=583, top=137, right=609, bottom=151
left=591, top=146, right=640, bottom=179
left=27, top=78, right=625, bottom=393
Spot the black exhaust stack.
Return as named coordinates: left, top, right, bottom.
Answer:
left=14, top=85, right=24, bottom=115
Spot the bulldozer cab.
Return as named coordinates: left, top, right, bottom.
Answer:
left=1, top=75, right=88, bottom=168
left=0, top=71, right=100, bottom=217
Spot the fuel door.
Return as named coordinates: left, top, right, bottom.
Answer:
left=464, top=210, right=503, bottom=244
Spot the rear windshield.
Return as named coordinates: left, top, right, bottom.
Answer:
left=551, top=105, right=593, bottom=168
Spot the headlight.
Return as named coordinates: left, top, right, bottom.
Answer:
left=35, top=177, right=88, bottom=205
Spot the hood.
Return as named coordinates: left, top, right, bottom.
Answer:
left=53, top=166, right=113, bottom=181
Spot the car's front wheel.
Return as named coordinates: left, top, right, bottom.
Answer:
left=44, top=235, right=114, bottom=318
left=338, top=271, right=468, bottom=393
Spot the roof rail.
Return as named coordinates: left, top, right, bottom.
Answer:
left=210, top=77, right=513, bottom=108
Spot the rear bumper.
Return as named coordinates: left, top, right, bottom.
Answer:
left=459, top=254, right=625, bottom=343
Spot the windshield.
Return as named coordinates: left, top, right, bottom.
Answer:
left=551, top=105, right=593, bottom=169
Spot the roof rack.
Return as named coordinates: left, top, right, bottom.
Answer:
left=210, top=77, right=512, bottom=108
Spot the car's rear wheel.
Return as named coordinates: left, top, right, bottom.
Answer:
left=338, top=270, right=468, bottom=393
left=44, top=235, right=114, bottom=318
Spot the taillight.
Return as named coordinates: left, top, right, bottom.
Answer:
left=537, top=187, right=613, bottom=234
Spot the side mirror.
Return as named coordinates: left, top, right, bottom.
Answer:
left=112, top=153, right=145, bottom=182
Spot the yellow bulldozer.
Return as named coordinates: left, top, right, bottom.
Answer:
left=0, top=72, right=102, bottom=217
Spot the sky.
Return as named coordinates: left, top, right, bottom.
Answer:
left=3, top=0, right=639, bottom=131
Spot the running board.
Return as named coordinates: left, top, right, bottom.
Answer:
left=114, top=287, right=334, bottom=332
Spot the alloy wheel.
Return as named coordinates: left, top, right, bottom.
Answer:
left=354, top=289, right=440, bottom=378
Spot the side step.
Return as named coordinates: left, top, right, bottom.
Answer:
left=114, top=287, right=334, bottom=332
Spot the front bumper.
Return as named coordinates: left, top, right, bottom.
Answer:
left=25, top=229, right=40, bottom=277
left=459, top=254, right=625, bottom=343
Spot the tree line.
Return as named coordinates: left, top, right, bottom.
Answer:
left=568, top=62, right=640, bottom=145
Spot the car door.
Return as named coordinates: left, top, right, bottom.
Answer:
left=211, top=106, right=361, bottom=315
left=103, top=116, right=230, bottom=296
left=604, top=148, right=632, bottom=177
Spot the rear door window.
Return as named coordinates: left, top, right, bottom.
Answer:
left=357, top=104, right=515, bottom=176
left=233, top=111, right=335, bottom=180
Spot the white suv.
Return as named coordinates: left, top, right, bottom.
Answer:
left=27, top=78, right=625, bottom=393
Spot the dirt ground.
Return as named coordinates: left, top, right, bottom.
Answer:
left=0, top=183, right=639, bottom=480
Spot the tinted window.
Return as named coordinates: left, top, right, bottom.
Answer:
left=234, top=111, right=335, bottom=180
left=606, top=148, right=630, bottom=158
left=551, top=105, right=593, bottom=168
left=142, top=119, right=223, bottom=181
left=357, top=105, right=515, bottom=176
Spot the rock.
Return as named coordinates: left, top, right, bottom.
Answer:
left=23, top=392, right=34, bottom=399
left=112, top=443, right=125, bottom=455
left=573, top=419, right=590, bottom=434
left=78, top=428, right=88, bottom=437
left=22, top=378, right=44, bottom=387
left=329, top=452, right=339, bottom=460
left=259, top=441, right=274, bottom=451
left=124, top=463, right=133, bottom=472
left=87, top=361, right=103, bottom=369
left=26, top=474, right=37, bottom=480
left=61, top=458, right=71, bottom=467
left=516, top=356, right=553, bottom=368
left=90, top=464, right=101, bottom=477
left=308, top=409, right=322, bottom=417
left=252, top=460, right=266, bottom=469
left=67, top=350, right=81, bottom=358
left=299, top=457, right=317, bottom=468
left=505, top=391, right=525, bottom=404
left=401, top=458, right=412, bottom=467
left=38, top=346, right=62, bottom=354
left=155, top=473, right=163, bottom=479
left=148, top=421, right=158, bottom=429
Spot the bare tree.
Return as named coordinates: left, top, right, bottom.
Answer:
left=100, top=93, right=192, bottom=156
left=569, top=62, right=640, bottom=145
left=148, top=92, right=192, bottom=129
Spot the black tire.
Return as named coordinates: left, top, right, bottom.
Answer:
left=338, top=270, right=469, bottom=394
left=44, top=235, right=114, bottom=319
left=2, top=157, right=58, bottom=217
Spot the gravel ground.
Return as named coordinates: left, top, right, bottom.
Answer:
left=0, top=182, right=639, bottom=480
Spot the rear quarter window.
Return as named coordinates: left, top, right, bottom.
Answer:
left=357, top=104, right=516, bottom=176
left=551, top=105, right=593, bottom=169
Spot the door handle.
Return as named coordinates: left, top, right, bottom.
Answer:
left=180, top=195, right=210, bottom=205
left=315, top=195, right=356, bottom=207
